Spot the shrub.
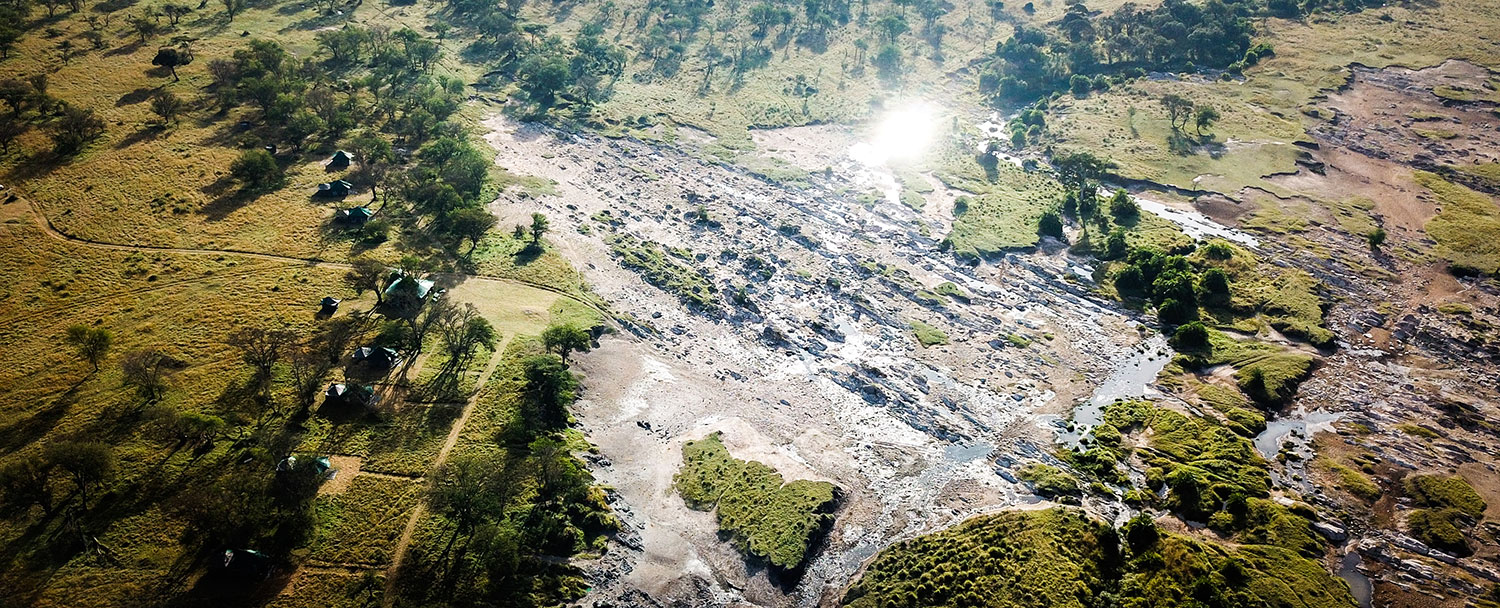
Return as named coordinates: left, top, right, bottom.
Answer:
left=1108, top=190, right=1138, bottom=220
left=1070, top=74, right=1092, bottom=96
left=230, top=148, right=280, bottom=191
left=1039, top=209, right=1064, bottom=239
left=1171, top=322, right=1210, bottom=351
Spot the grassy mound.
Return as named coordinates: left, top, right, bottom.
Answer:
left=1404, top=474, right=1487, bottom=517
left=1017, top=463, right=1082, bottom=500
left=1402, top=473, right=1487, bottom=556
left=674, top=433, right=837, bottom=570
left=841, top=508, right=1356, bottom=608
left=1177, top=329, right=1316, bottom=407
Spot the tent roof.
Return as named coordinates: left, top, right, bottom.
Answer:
left=383, top=276, right=435, bottom=299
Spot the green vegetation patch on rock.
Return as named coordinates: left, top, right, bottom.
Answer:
left=909, top=319, right=950, bottom=347
left=1405, top=474, right=1487, bottom=517
left=1017, top=463, right=1082, bottom=500
left=674, top=433, right=837, bottom=570
left=606, top=234, right=717, bottom=309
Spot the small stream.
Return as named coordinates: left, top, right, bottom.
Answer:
left=1252, top=409, right=1342, bottom=459
left=1339, top=550, right=1375, bottom=608
left=1050, top=335, right=1174, bottom=446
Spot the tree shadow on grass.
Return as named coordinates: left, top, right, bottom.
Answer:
left=92, top=0, right=139, bottom=12
left=197, top=175, right=265, bottom=222
left=0, top=377, right=84, bottom=456
left=115, top=124, right=168, bottom=149
left=117, top=86, right=159, bottom=107
left=104, top=39, right=146, bottom=57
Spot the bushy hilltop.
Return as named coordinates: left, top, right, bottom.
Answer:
left=841, top=508, right=1356, bottom=608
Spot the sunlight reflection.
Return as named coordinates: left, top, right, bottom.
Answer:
left=849, top=102, right=942, bottom=167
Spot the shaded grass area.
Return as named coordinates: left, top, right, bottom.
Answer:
left=674, top=433, right=837, bottom=570
left=307, top=476, right=423, bottom=565
left=841, top=507, right=1354, bottom=608
left=394, top=337, right=615, bottom=607
left=1176, top=329, right=1317, bottom=409
left=1017, top=463, right=1081, bottom=501
left=1105, top=401, right=1269, bottom=501
left=1315, top=457, right=1380, bottom=502
left=295, top=406, right=457, bottom=478
left=1099, top=401, right=1324, bottom=556
left=1195, top=382, right=1266, bottom=437
left=1416, top=171, right=1500, bottom=276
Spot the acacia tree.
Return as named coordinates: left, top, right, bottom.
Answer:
left=64, top=324, right=112, bottom=372
left=0, top=459, right=55, bottom=516
left=151, top=47, right=187, bottom=81
left=439, top=304, right=495, bottom=370
left=344, top=256, right=388, bottom=304
left=50, top=104, right=106, bottom=155
left=541, top=323, right=591, bottom=360
left=1161, top=93, right=1194, bottom=132
left=227, top=325, right=296, bottom=401
left=447, top=208, right=496, bottom=254
left=150, top=90, right=185, bottom=124
left=519, top=354, right=576, bottom=433
left=1193, top=105, right=1220, bottom=136
left=528, top=212, right=549, bottom=246
left=44, top=441, right=115, bottom=509
left=220, top=0, right=245, bottom=20
left=0, top=115, right=26, bottom=153
left=121, top=347, right=180, bottom=403
left=230, top=148, right=280, bottom=191
left=287, top=345, right=332, bottom=410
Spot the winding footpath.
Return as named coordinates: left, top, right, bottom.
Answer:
left=5, top=196, right=609, bottom=321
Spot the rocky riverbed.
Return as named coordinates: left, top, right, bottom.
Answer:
left=483, top=115, right=1161, bottom=606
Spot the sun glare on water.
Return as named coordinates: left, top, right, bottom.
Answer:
left=849, top=102, right=942, bottom=167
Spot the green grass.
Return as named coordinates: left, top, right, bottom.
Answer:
left=841, top=507, right=1355, bottom=608
left=1398, top=423, right=1441, bottom=439
left=674, top=433, right=837, bottom=570
left=606, top=233, right=717, bottom=309
left=1196, top=382, right=1266, bottom=437
left=1177, top=329, right=1316, bottom=407
left=1454, top=162, right=1500, bottom=187
left=1404, top=474, right=1487, bottom=518
left=1114, top=402, right=1270, bottom=500
left=933, top=281, right=971, bottom=303
left=1414, top=128, right=1460, bottom=140
left=296, top=405, right=458, bottom=477
left=937, top=144, right=1062, bottom=258
left=1017, top=463, right=1081, bottom=499
left=1416, top=171, right=1500, bottom=276
left=1316, top=458, right=1381, bottom=502
left=909, top=319, right=950, bottom=347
